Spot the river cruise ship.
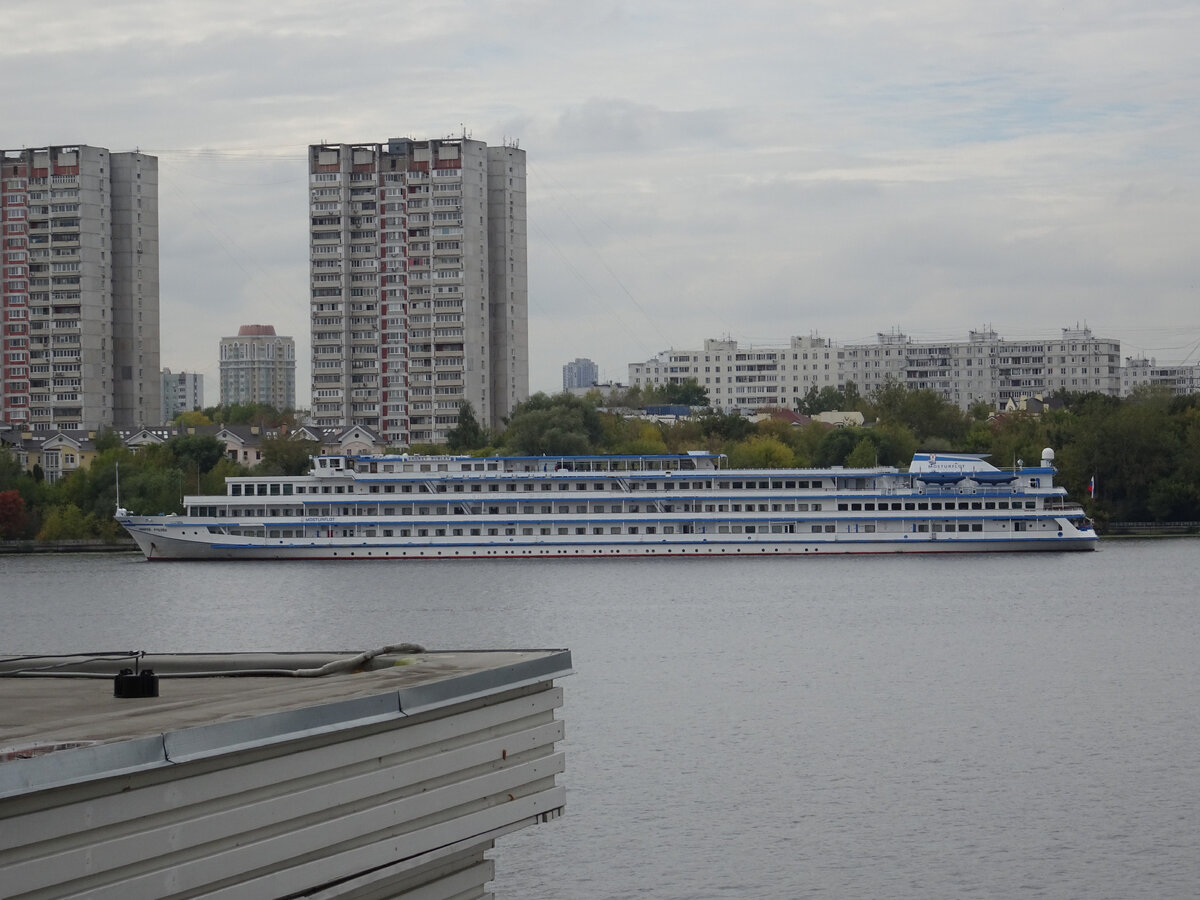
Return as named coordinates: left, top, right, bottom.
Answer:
left=117, top=447, right=1097, bottom=560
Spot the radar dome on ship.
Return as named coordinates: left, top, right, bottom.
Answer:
left=1041, top=448, right=1055, bottom=465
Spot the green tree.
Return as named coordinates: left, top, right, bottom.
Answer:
left=660, top=378, right=709, bottom=406
left=727, top=435, right=794, bottom=468
left=696, top=411, right=754, bottom=443
left=501, top=393, right=605, bottom=456
left=166, top=434, right=228, bottom=476
left=845, top=437, right=878, bottom=468
left=37, top=504, right=95, bottom=541
left=447, top=402, right=489, bottom=451
left=256, top=435, right=321, bottom=476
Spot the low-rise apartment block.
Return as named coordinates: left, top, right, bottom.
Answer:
left=629, top=327, right=1126, bottom=411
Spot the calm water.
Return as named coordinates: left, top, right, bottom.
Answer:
left=2, top=541, right=1199, bottom=899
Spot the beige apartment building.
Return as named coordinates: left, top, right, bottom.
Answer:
left=630, top=327, right=1124, bottom=411
left=308, top=136, right=527, bottom=446
left=1, top=145, right=160, bottom=431
left=219, top=324, right=296, bottom=410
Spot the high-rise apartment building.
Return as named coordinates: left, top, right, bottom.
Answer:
left=562, top=357, right=599, bottom=391
left=161, top=368, right=204, bottom=423
left=219, top=324, right=296, bottom=409
left=308, top=136, right=527, bottom=446
left=1, top=145, right=160, bottom=430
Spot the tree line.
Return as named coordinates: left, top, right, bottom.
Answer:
left=448, top=381, right=1200, bottom=527
left=0, top=429, right=319, bottom=541
left=4, top=382, right=1198, bottom=540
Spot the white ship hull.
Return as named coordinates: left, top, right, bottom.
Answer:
left=122, top=520, right=1097, bottom=560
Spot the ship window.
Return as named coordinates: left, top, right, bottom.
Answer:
left=524, top=484, right=534, bottom=491
left=851, top=503, right=862, bottom=511
left=932, top=523, right=943, bottom=531
left=370, top=486, right=379, bottom=493
left=402, top=485, right=412, bottom=492
left=863, top=503, right=874, bottom=511
left=744, top=525, right=755, bottom=533
left=594, top=483, right=605, bottom=491
left=663, top=526, right=674, bottom=534
left=559, top=527, right=569, bottom=535
left=489, top=485, right=499, bottom=492
left=772, top=504, right=782, bottom=512
left=891, top=503, right=902, bottom=511
left=985, top=501, right=995, bottom=509
left=732, top=481, right=743, bottom=489
left=629, top=526, right=639, bottom=534
left=541, top=527, right=550, bottom=535
left=270, top=484, right=281, bottom=495
left=454, top=485, right=463, bottom=492
left=958, top=523, right=970, bottom=532
left=418, top=529, right=428, bottom=536
left=471, top=485, right=481, bottom=492
left=541, top=483, right=552, bottom=491
left=863, top=524, right=875, bottom=533
left=646, top=527, right=657, bottom=534
left=231, top=485, right=242, bottom=496
left=732, top=504, right=742, bottom=512
left=488, top=528, right=499, bottom=535
left=972, top=523, right=983, bottom=531
left=811, top=525, right=822, bottom=533
left=506, top=484, right=516, bottom=492
left=998, top=501, right=1009, bottom=509
left=718, top=504, right=728, bottom=512
left=1025, top=501, right=1036, bottom=509
left=541, top=505, right=551, bottom=513
left=917, top=524, right=928, bottom=532
left=838, top=503, right=848, bottom=511
left=559, top=483, right=569, bottom=490
left=506, top=505, right=517, bottom=514
left=786, top=481, right=796, bottom=489
left=576, top=505, right=587, bottom=513
left=575, top=527, right=586, bottom=534
left=470, top=528, right=481, bottom=535
left=929, top=502, right=940, bottom=509
left=824, top=524, right=835, bottom=532
left=592, top=527, right=603, bottom=535
left=971, top=501, right=982, bottom=509
left=958, top=502, right=969, bottom=510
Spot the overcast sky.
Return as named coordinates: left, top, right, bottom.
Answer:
left=4, top=0, right=1198, bottom=406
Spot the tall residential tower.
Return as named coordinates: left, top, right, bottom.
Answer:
left=219, top=324, right=296, bottom=409
left=308, top=137, right=527, bottom=445
left=1, top=145, right=160, bottom=430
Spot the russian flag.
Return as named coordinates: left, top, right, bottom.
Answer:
left=1088, top=475, right=1095, bottom=497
